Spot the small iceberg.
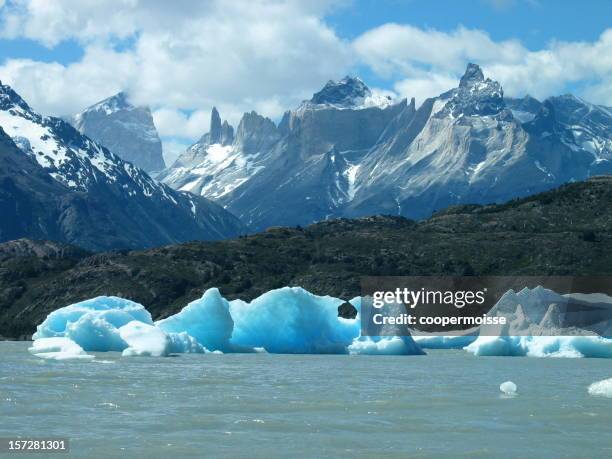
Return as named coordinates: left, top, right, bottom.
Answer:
left=499, top=380, right=517, bottom=396
left=28, top=337, right=94, bottom=361
left=587, top=378, right=612, bottom=398
left=464, top=286, right=612, bottom=358
left=465, top=335, right=612, bottom=358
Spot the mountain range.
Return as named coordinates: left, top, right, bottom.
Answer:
left=1, top=63, right=612, bottom=249
left=0, top=82, right=245, bottom=251
left=160, top=64, right=612, bottom=231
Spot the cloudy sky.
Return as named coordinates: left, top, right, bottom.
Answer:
left=1, top=0, right=611, bottom=163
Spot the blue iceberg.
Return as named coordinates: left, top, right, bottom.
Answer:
left=29, top=288, right=425, bottom=357
left=156, top=288, right=234, bottom=352
left=465, top=335, right=612, bottom=358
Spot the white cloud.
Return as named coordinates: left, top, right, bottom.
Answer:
left=0, top=0, right=353, bottom=138
left=394, top=74, right=457, bottom=106
left=0, top=46, right=136, bottom=115
left=353, top=23, right=612, bottom=105
left=1, top=0, right=612, bottom=145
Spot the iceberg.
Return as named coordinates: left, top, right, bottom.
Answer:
left=156, top=288, right=234, bottom=352
left=500, top=381, right=517, bottom=396
left=348, top=336, right=425, bottom=355
left=229, top=287, right=360, bottom=354
left=465, top=335, right=612, bottom=358
left=412, top=334, right=477, bottom=349
left=29, top=288, right=425, bottom=356
left=28, top=337, right=94, bottom=361
left=588, top=378, right=612, bottom=398
left=33, top=296, right=153, bottom=352
left=119, top=321, right=171, bottom=357
left=464, top=286, right=612, bottom=358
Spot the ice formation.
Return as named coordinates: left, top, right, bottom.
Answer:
left=156, top=288, right=234, bottom=352
left=412, top=334, right=477, bottom=349
left=29, top=288, right=426, bottom=356
left=464, top=286, right=612, bottom=358
left=348, top=336, right=424, bottom=355
left=499, top=381, right=517, bottom=396
left=119, top=321, right=171, bottom=357
left=28, top=337, right=94, bottom=361
left=33, top=296, right=153, bottom=351
left=587, top=378, right=612, bottom=398
left=229, top=287, right=360, bottom=354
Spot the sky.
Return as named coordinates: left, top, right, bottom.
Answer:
left=0, top=0, right=611, bottom=164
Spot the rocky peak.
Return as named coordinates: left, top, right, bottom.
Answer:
left=437, top=63, right=505, bottom=118
left=459, top=63, right=485, bottom=88
left=0, top=81, right=32, bottom=112
left=204, top=107, right=233, bottom=146
left=234, top=111, right=280, bottom=152
left=310, top=76, right=371, bottom=107
left=209, top=107, right=223, bottom=144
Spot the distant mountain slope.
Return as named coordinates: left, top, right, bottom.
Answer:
left=0, top=82, right=245, bottom=251
left=2, top=175, right=611, bottom=339
left=161, top=65, right=612, bottom=231
left=73, top=92, right=165, bottom=173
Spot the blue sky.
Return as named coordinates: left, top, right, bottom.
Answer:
left=0, top=0, right=611, bottom=162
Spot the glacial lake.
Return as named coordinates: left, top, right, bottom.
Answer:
left=1, top=341, right=610, bottom=458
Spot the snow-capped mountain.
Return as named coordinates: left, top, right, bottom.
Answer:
left=73, top=92, right=165, bottom=173
left=161, top=76, right=406, bottom=228
left=162, top=64, right=612, bottom=231
left=0, top=82, right=245, bottom=250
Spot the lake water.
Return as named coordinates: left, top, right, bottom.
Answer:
left=1, top=341, right=611, bottom=458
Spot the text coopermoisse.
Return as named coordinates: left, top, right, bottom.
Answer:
left=372, top=288, right=487, bottom=309
left=372, top=314, right=507, bottom=327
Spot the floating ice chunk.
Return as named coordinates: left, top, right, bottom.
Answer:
left=28, top=337, right=94, bottom=361
left=348, top=336, right=425, bottom=355
left=167, top=332, right=207, bottom=354
left=156, top=288, right=234, bottom=352
left=412, top=334, right=477, bottom=349
left=33, top=296, right=153, bottom=340
left=65, top=314, right=127, bottom=352
left=500, top=381, right=517, bottom=396
left=587, top=378, right=612, bottom=398
left=119, top=321, right=171, bottom=357
left=229, top=287, right=360, bottom=354
left=465, top=336, right=612, bottom=358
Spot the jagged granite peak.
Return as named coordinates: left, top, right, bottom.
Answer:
left=0, top=80, right=32, bottom=113
left=221, top=120, right=234, bottom=145
left=459, top=63, right=485, bottom=88
left=0, top=83, right=245, bottom=250
left=437, top=63, right=505, bottom=118
left=234, top=111, right=280, bottom=152
left=209, top=106, right=223, bottom=144
left=310, top=76, right=370, bottom=106
left=74, top=92, right=165, bottom=172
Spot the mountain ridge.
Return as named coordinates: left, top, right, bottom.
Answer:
left=0, top=83, right=246, bottom=251
left=160, top=64, right=612, bottom=231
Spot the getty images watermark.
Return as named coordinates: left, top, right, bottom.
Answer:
left=360, top=276, right=612, bottom=337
